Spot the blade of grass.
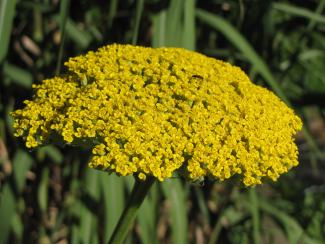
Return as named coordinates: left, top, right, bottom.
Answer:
left=0, top=185, right=16, bottom=244
left=71, top=224, right=80, bottom=244
left=183, top=0, right=195, bottom=50
left=79, top=168, right=100, bottom=244
left=12, top=150, right=34, bottom=192
left=0, top=0, right=17, bottom=63
left=91, top=232, right=99, bottom=244
left=37, top=166, right=50, bottom=213
left=37, top=145, right=63, bottom=165
left=307, top=0, right=325, bottom=30
left=100, top=173, right=125, bottom=242
left=208, top=217, right=222, bottom=244
left=11, top=213, right=23, bottom=242
left=194, top=186, right=210, bottom=224
left=152, top=10, right=167, bottom=48
left=67, top=159, right=81, bottom=244
left=273, top=2, right=325, bottom=25
left=166, top=0, right=183, bottom=46
left=2, top=62, right=33, bottom=88
left=33, top=0, right=43, bottom=42
left=18, top=1, right=51, bottom=12
left=161, top=178, right=188, bottom=244
left=52, top=16, right=93, bottom=49
left=209, top=204, right=248, bottom=244
left=65, top=18, right=92, bottom=48
left=0, top=150, right=33, bottom=244
left=108, top=0, right=118, bottom=28
left=56, top=0, right=70, bottom=75
left=137, top=183, right=159, bottom=244
left=259, top=198, right=317, bottom=244
left=131, top=0, right=144, bottom=45
left=249, top=188, right=260, bottom=244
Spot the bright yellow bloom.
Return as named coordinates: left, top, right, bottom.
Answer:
left=11, top=44, right=302, bottom=186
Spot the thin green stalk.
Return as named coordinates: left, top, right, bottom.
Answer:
left=273, top=2, right=325, bottom=25
left=108, top=0, right=118, bottom=28
left=131, top=0, right=144, bottom=45
left=33, top=0, right=43, bottom=42
left=107, top=176, right=155, bottom=244
left=307, top=0, right=325, bottom=30
left=208, top=217, right=222, bottom=244
left=56, top=0, right=70, bottom=75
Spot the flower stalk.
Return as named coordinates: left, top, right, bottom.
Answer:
left=107, top=176, right=155, bottom=244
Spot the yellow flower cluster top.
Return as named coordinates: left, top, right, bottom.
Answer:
left=12, top=44, right=302, bottom=186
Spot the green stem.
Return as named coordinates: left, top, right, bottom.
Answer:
left=107, top=176, right=155, bottom=244
left=56, top=0, right=70, bottom=75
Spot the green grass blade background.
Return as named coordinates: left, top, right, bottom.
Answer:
left=100, top=173, right=126, bottom=242
left=0, top=0, right=17, bottom=63
left=56, top=0, right=70, bottom=75
left=273, top=2, right=325, bottom=24
left=162, top=179, right=188, bottom=244
left=183, top=0, right=195, bottom=50
left=131, top=0, right=144, bottom=45
left=1, top=0, right=324, bottom=243
left=0, top=150, right=33, bottom=244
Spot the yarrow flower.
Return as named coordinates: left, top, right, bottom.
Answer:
left=12, top=44, right=302, bottom=186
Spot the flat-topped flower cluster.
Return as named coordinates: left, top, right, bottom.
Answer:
left=12, top=44, right=302, bottom=186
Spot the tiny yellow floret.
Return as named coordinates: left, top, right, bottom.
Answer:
left=11, top=44, right=303, bottom=186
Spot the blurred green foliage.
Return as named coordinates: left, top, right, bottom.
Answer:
left=1, top=0, right=325, bottom=243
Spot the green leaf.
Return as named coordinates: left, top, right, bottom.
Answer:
left=152, top=10, right=167, bottom=47
left=166, top=0, right=183, bottom=46
left=249, top=188, right=260, bottom=244
left=0, top=150, right=33, bottom=244
left=273, top=2, right=325, bottom=25
left=0, top=185, right=16, bottom=244
left=2, top=62, right=33, bottom=88
left=56, top=0, right=70, bottom=75
left=10, top=213, right=24, bottom=241
left=194, top=186, right=210, bottom=224
left=37, top=167, right=49, bottom=213
left=259, top=198, right=320, bottom=244
left=99, top=173, right=125, bottom=242
left=131, top=0, right=144, bottom=45
left=107, top=0, right=118, bottom=28
left=137, top=183, right=159, bottom=244
left=37, top=145, right=63, bottom=164
left=307, top=0, right=325, bottom=30
left=209, top=204, right=248, bottom=244
left=53, top=16, right=92, bottom=49
left=182, top=0, right=195, bottom=50
left=12, top=150, right=34, bottom=192
left=78, top=169, right=100, bottom=244
left=161, top=178, right=188, bottom=244
left=0, top=0, right=17, bottom=63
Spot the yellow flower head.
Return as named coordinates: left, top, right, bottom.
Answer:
left=12, top=44, right=302, bottom=186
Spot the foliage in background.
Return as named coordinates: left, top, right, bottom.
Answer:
left=1, top=0, right=325, bottom=243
